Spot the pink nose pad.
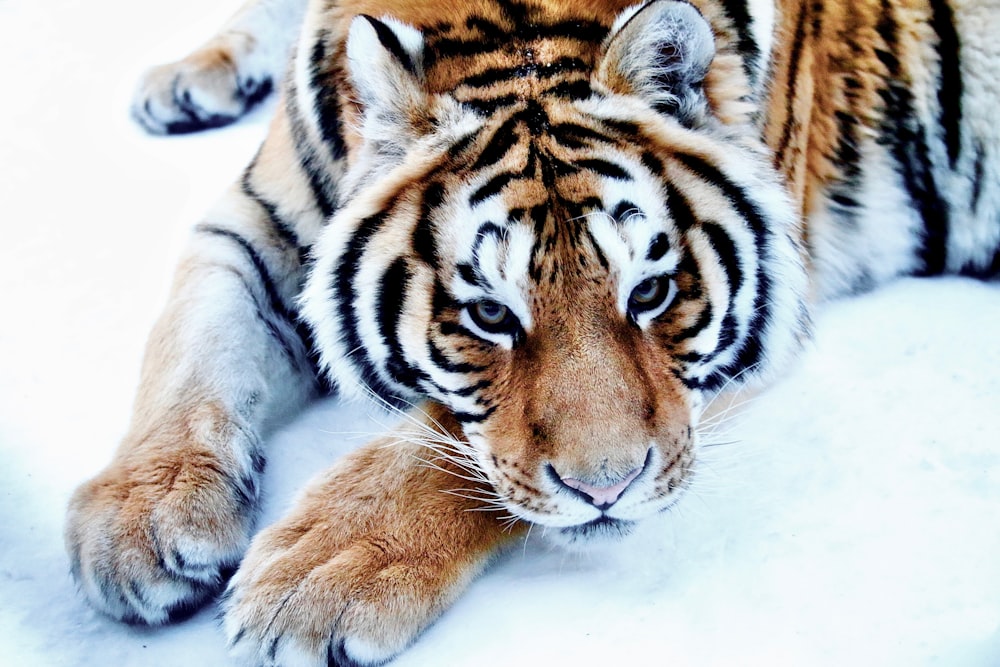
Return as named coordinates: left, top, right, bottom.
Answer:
left=558, top=465, right=644, bottom=509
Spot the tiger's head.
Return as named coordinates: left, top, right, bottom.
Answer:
left=302, top=0, right=810, bottom=542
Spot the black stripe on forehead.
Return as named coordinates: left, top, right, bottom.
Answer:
left=647, top=233, right=670, bottom=261
left=470, top=221, right=508, bottom=261
left=423, top=1, right=608, bottom=69
left=460, top=57, right=590, bottom=89
left=471, top=116, right=522, bottom=171
left=550, top=123, right=615, bottom=151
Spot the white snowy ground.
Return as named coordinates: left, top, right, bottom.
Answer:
left=1, top=1, right=999, bottom=665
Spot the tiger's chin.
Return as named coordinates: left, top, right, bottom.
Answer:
left=549, top=516, right=637, bottom=548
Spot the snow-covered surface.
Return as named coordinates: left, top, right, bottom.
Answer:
left=1, top=1, right=999, bottom=665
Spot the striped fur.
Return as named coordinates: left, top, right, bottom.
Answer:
left=68, top=0, right=1000, bottom=664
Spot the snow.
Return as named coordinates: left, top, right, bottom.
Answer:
left=1, top=1, right=998, bottom=665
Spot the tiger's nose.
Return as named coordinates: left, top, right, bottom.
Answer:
left=549, top=460, right=646, bottom=510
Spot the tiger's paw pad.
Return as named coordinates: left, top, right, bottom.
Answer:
left=65, top=452, right=262, bottom=625
left=131, top=49, right=272, bottom=135
left=222, top=536, right=440, bottom=667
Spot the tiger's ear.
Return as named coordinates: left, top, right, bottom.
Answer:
left=346, top=15, right=427, bottom=151
left=597, top=0, right=715, bottom=126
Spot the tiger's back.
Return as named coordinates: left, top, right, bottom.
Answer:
left=762, top=0, right=1000, bottom=295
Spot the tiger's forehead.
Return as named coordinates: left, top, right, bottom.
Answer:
left=334, top=0, right=639, bottom=98
left=358, top=0, right=643, bottom=109
left=442, top=101, right=679, bottom=293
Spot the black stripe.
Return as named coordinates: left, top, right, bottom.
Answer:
left=611, top=201, right=639, bottom=224
left=641, top=150, right=665, bottom=177
left=447, top=130, right=480, bottom=160
left=971, top=142, right=985, bottom=213
left=378, top=258, right=427, bottom=392
left=470, top=172, right=517, bottom=205
left=195, top=225, right=307, bottom=365
left=308, top=31, right=347, bottom=163
left=718, top=0, right=762, bottom=85
left=426, top=38, right=505, bottom=68
left=471, top=222, right=508, bottom=263
left=715, top=313, right=739, bottom=352
left=452, top=404, right=498, bottom=424
left=550, top=122, right=614, bottom=149
left=575, top=159, right=631, bottom=181
left=285, top=85, right=337, bottom=219
left=457, top=263, right=484, bottom=288
left=413, top=181, right=445, bottom=268
left=471, top=116, right=522, bottom=170
left=664, top=182, right=698, bottom=232
left=439, top=320, right=489, bottom=342
left=196, top=226, right=295, bottom=322
left=828, top=107, right=863, bottom=215
left=876, top=1, right=949, bottom=275
left=673, top=300, right=713, bottom=343
left=362, top=15, right=417, bottom=75
left=465, top=16, right=508, bottom=41
left=461, top=3, right=607, bottom=48
left=929, top=0, right=963, bottom=168
left=428, top=338, right=487, bottom=373
left=462, top=95, right=519, bottom=116
left=672, top=152, right=773, bottom=381
left=775, top=4, right=810, bottom=161
left=240, top=162, right=307, bottom=266
left=460, top=57, right=589, bottom=89
left=333, top=213, right=394, bottom=398
left=432, top=278, right=461, bottom=318
left=647, top=233, right=670, bottom=262
left=671, top=367, right=704, bottom=391
left=540, top=79, right=592, bottom=101
left=448, top=378, right=492, bottom=398
left=700, top=221, right=744, bottom=300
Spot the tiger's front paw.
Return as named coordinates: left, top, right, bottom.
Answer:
left=222, top=523, right=449, bottom=667
left=131, top=45, right=273, bottom=135
left=65, top=428, right=264, bottom=624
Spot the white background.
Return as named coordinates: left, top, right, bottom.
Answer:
left=1, top=1, right=998, bottom=665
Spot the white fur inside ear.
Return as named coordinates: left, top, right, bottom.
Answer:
left=602, top=0, right=715, bottom=122
left=346, top=15, right=424, bottom=110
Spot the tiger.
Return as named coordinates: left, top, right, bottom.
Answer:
left=65, top=0, right=1000, bottom=664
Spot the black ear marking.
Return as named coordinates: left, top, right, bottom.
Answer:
left=359, top=15, right=417, bottom=75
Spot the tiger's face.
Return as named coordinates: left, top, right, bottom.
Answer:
left=303, top=0, right=809, bottom=542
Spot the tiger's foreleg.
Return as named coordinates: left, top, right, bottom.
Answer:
left=65, top=175, right=316, bottom=624
left=133, top=0, right=308, bottom=134
left=222, top=403, right=523, bottom=666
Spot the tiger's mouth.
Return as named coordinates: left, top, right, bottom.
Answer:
left=557, top=516, right=636, bottom=544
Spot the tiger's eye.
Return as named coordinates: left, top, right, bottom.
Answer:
left=474, top=301, right=509, bottom=326
left=627, top=275, right=675, bottom=322
left=466, top=300, right=522, bottom=339
left=630, top=277, right=663, bottom=305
